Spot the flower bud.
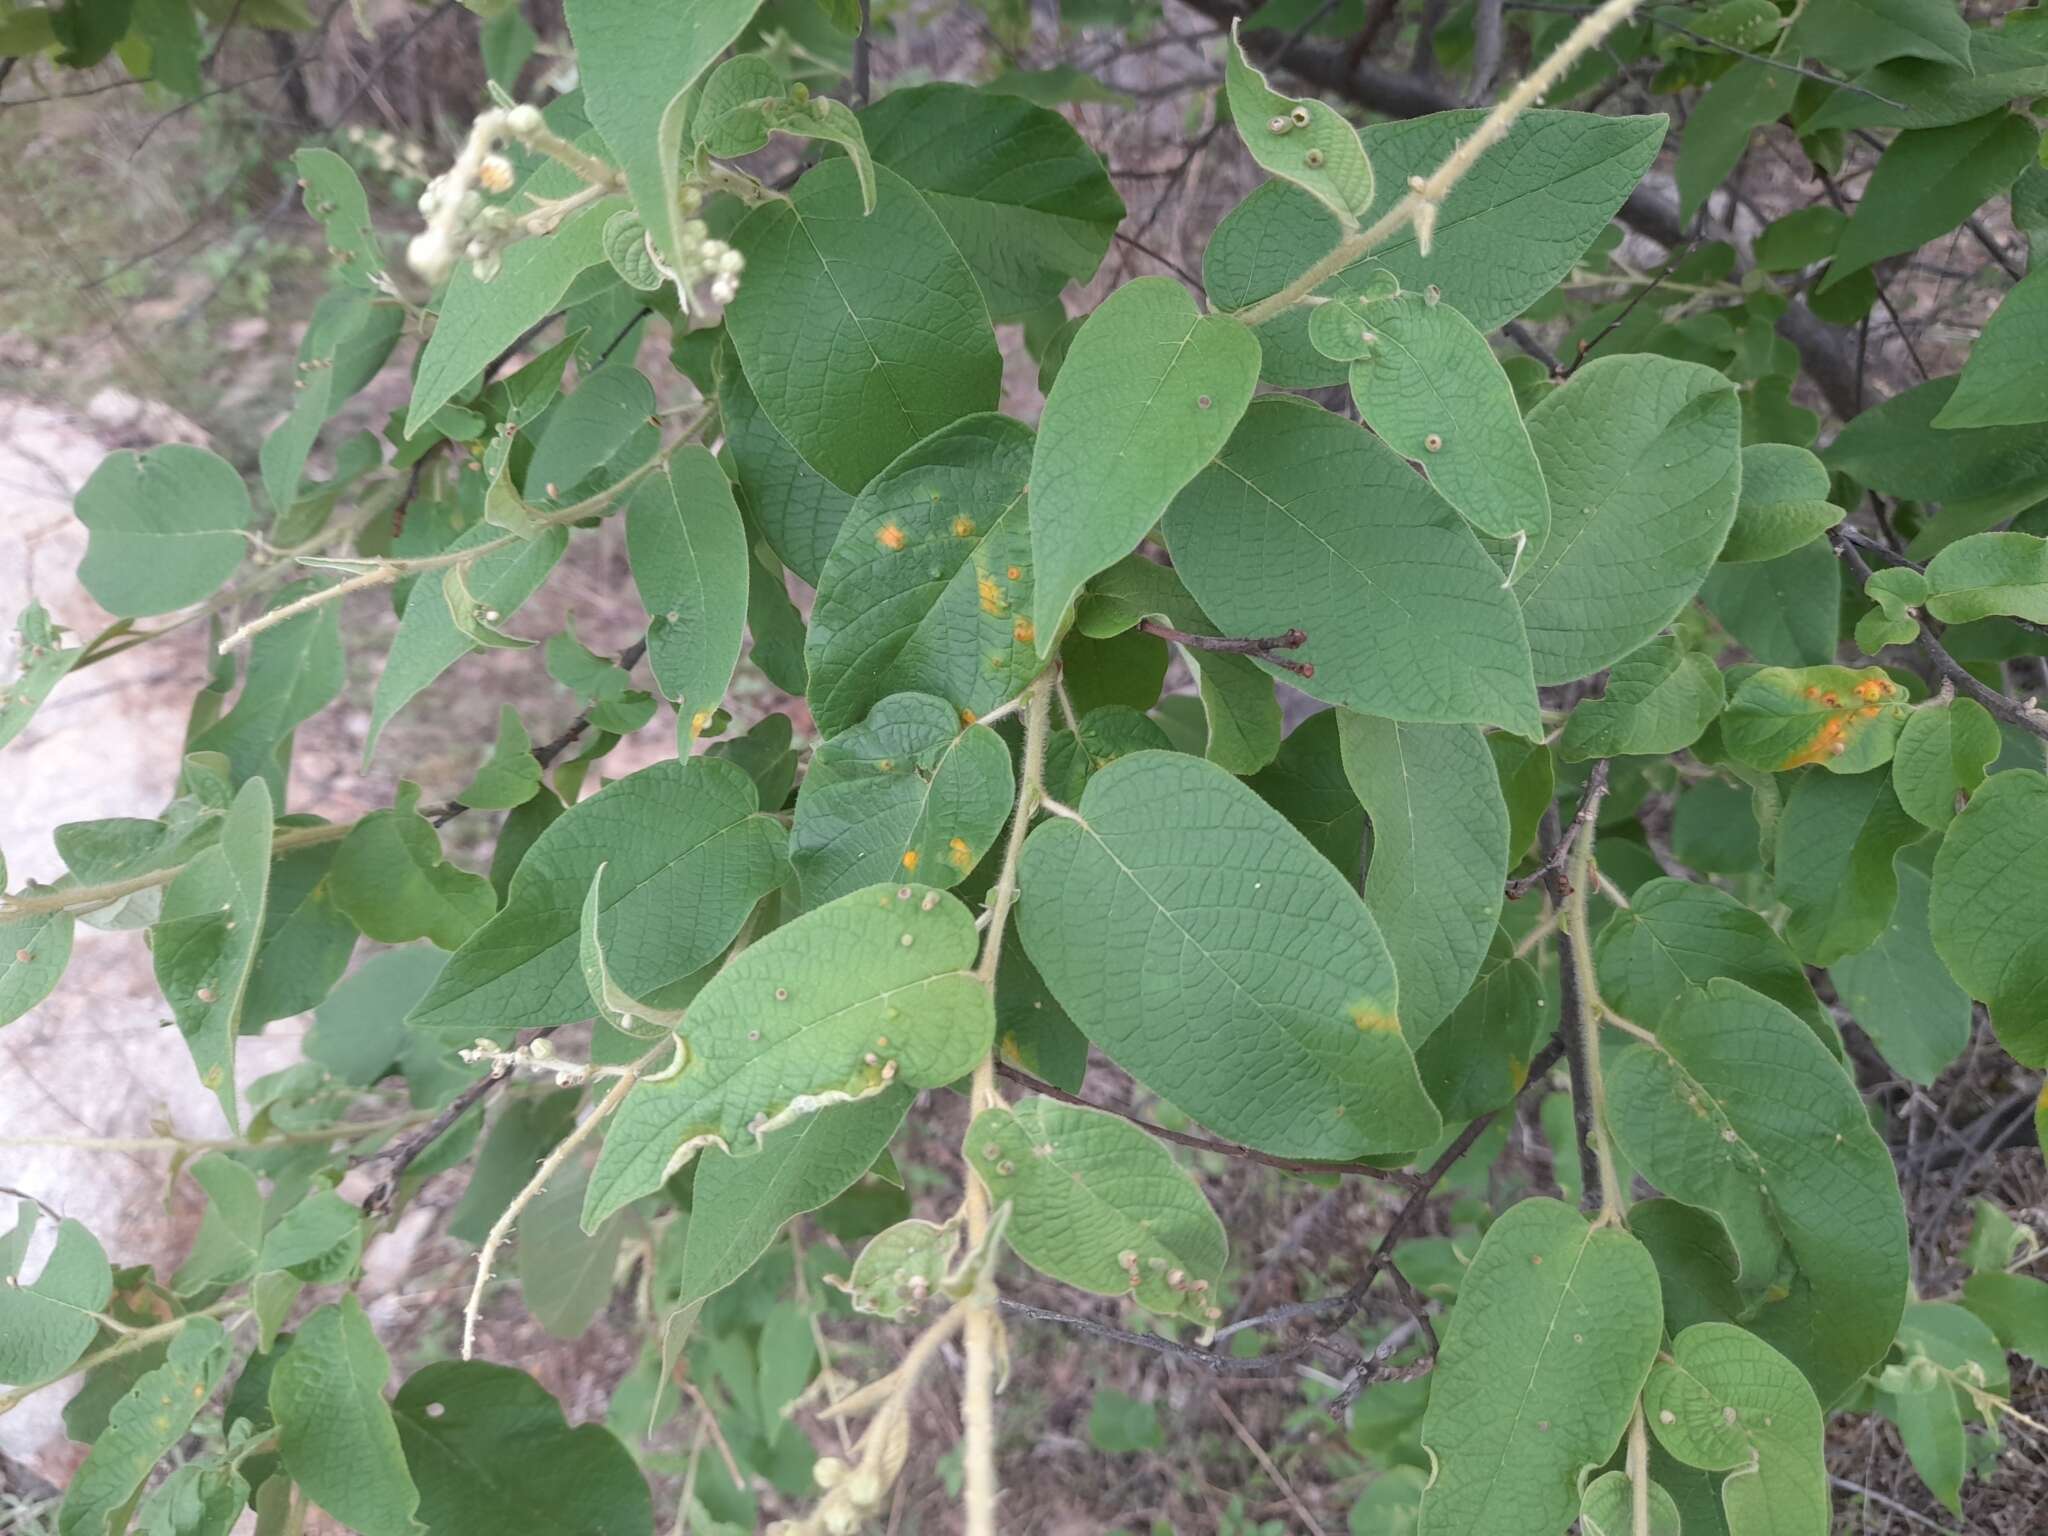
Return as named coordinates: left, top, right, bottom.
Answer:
left=478, top=154, right=515, bottom=194
left=505, top=103, right=544, bottom=137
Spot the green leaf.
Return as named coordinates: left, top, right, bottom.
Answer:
left=1753, top=206, right=1846, bottom=273
left=75, top=444, right=251, bottom=618
left=993, top=926, right=1089, bottom=1092
left=405, top=144, right=622, bottom=436
left=1605, top=981, right=1909, bottom=1404
left=1, top=905, right=74, bottom=1030
left=261, top=294, right=400, bottom=517
left=579, top=865, right=688, bottom=1038
left=1922, top=531, right=2048, bottom=623
left=190, top=580, right=344, bottom=792
left=1415, top=1197, right=1663, bottom=1536
left=1336, top=712, right=1507, bottom=1041
left=715, top=339, right=852, bottom=586
left=365, top=524, right=569, bottom=763
left=58, top=1319, right=230, bottom=1536
left=516, top=1164, right=625, bottom=1339
left=1560, top=635, right=1726, bottom=761
left=133, top=1459, right=248, bottom=1536
left=0, top=1205, right=110, bottom=1385
left=858, top=82, right=1124, bottom=321
left=1676, top=61, right=1797, bottom=223
left=968, top=1096, right=1227, bottom=1327
left=678, top=1086, right=911, bottom=1306
left=306, top=947, right=477, bottom=1107
left=1700, top=538, right=1842, bottom=667
left=565, top=0, right=762, bottom=272
left=1930, top=769, right=2048, bottom=1064
left=805, top=414, right=1039, bottom=737
left=171, top=1155, right=262, bottom=1294
left=524, top=363, right=660, bottom=507
left=1934, top=265, right=2048, bottom=429
left=1892, top=695, right=2000, bottom=830
left=838, top=1217, right=958, bottom=1318
left=726, top=159, right=1001, bottom=495
left=790, top=694, right=1014, bottom=906
left=257, top=1190, right=364, bottom=1282
left=1825, top=375, right=2048, bottom=503
left=1224, top=20, right=1372, bottom=224
left=1166, top=397, right=1541, bottom=737
left=394, top=1360, right=652, bottom=1536
left=0, top=600, right=84, bottom=752
left=407, top=758, right=786, bottom=1037
left=1962, top=1271, right=2048, bottom=1369
left=1578, top=1471, right=1681, bottom=1536
left=1087, top=1390, right=1162, bottom=1454
left=1856, top=564, right=1928, bottom=653
left=152, top=777, right=273, bottom=1128
left=1722, top=666, right=1912, bottom=775
left=271, top=1298, right=421, bottom=1536
left=1017, top=751, right=1440, bottom=1159
left=1721, top=444, right=1842, bottom=563
left=295, top=147, right=384, bottom=287
left=1775, top=767, right=1920, bottom=965
left=627, top=445, right=749, bottom=738
left=1808, top=30, right=2048, bottom=136
left=1029, top=277, right=1260, bottom=650
left=585, top=885, right=992, bottom=1226
left=458, top=706, right=543, bottom=810
left=330, top=788, right=496, bottom=951
left=1205, top=111, right=1665, bottom=389
left=1645, top=1323, right=1828, bottom=1536
left=1631, top=1197, right=1745, bottom=1336
left=1791, top=0, right=1975, bottom=75
left=1596, top=877, right=1834, bottom=1046
left=1345, top=293, right=1549, bottom=542
left=1414, top=938, right=1546, bottom=1122
left=1246, top=709, right=1363, bottom=876
left=1822, top=112, right=2041, bottom=294
left=1831, top=861, right=1971, bottom=1085
left=1516, top=356, right=1743, bottom=684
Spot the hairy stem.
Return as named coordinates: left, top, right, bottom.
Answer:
left=1229, top=0, right=1652, bottom=328
left=461, top=1043, right=664, bottom=1360
left=1627, top=1401, right=1651, bottom=1536
left=0, top=1296, right=242, bottom=1416
left=956, top=670, right=1054, bottom=1536
left=1, top=819, right=351, bottom=919
left=1561, top=813, right=1626, bottom=1227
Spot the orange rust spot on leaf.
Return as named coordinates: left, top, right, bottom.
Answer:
left=1854, top=678, right=1890, bottom=702
left=878, top=524, right=907, bottom=551
left=901, top=849, right=920, bottom=872
left=1013, top=618, right=1036, bottom=646
left=952, top=515, right=977, bottom=538
left=947, top=836, right=973, bottom=873
left=960, top=708, right=978, bottom=726
left=978, top=574, right=1006, bottom=615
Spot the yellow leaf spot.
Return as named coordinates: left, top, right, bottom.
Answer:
left=1006, top=565, right=1022, bottom=581
left=689, top=709, right=713, bottom=738
left=1508, top=1057, right=1527, bottom=1093
left=978, top=573, right=1006, bottom=615
left=1854, top=677, right=1890, bottom=702
left=960, top=708, right=978, bottom=726
left=999, top=1032, right=1022, bottom=1065
left=946, top=836, right=974, bottom=873
left=1349, top=1005, right=1400, bottom=1034
left=1013, top=618, right=1036, bottom=646
left=901, top=849, right=920, bottom=872
left=952, top=515, right=976, bottom=538
left=878, top=524, right=907, bottom=551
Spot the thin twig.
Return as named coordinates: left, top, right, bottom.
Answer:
left=1564, top=240, right=1699, bottom=377
left=1831, top=531, right=2048, bottom=744
left=1505, top=760, right=1611, bottom=900
left=1212, top=1391, right=1329, bottom=1536
left=992, top=1061, right=1422, bottom=1187
left=1139, top=619, right=1314, bottom=679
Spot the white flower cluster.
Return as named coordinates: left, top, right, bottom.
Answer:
left=407, top=103, right=580, bottom=285
left=671, top=184, right=747, bottom=306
